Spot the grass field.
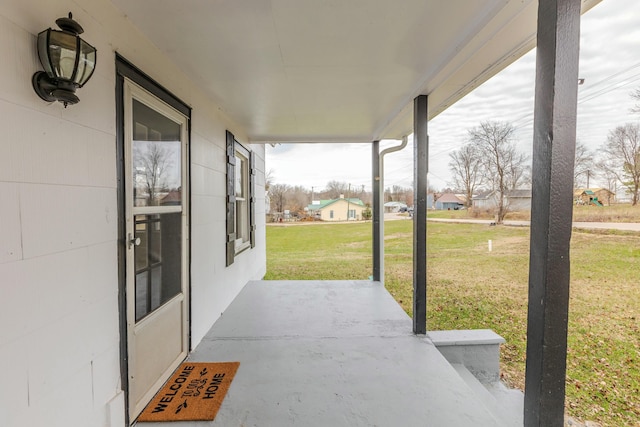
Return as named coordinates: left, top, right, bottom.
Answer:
left=265, top=220, right=640, bottom=426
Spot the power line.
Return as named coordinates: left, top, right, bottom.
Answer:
left=578, top=60, right=640, bottom=94
left=578, top=72, right=640, bottom=104
left=506, top=62, right=640, bottom=132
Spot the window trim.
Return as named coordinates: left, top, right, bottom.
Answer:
left=234, top=143, right=251, bottom=254
left=225, top=130, right=255, bottom=266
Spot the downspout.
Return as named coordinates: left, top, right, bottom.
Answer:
left=377, top=136, right=409, bottom=283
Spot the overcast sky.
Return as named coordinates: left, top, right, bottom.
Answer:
left=266, top=0, right=640, bottom=192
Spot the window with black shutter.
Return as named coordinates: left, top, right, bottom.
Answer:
left=226, top=130, right=255, bottom=266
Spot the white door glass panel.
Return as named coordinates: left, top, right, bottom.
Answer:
left=132, top=100, right=182, bottom=207
left=134, top=213, right=182, bottom=321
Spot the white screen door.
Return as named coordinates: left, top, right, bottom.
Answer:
left=123, top=80, right=189, bottom=420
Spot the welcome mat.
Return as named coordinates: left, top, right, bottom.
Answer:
left=137, top=361, right=240, bottom=422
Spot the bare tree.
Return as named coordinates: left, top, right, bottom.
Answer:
left=265, top=168, right=275, bottom=192
left=505, top=159, right=530, bottom=190
left=401, top=186, right=412, bottom=205
left=601, top=123, right=640, bottom=205
left=574, top=141, right=594, bottom=189
left=384, top=187, right=391, bottom=202
left=324, top=180, right=349, bottom=199
left=135, top=143, right=173, bottom=205
left=269, top=183, right=290, bottom=213
left=359, top=186, right=373, bottom=206
left=386, top=185, right=412, bottom=205
left=595, top=159, right=619, bottom=204
left=287, top=185, right=311, bottom=215
left=449, top=143, right=483, bottom=208
left=469, top=121, right=528, bottom=223
left=631, top=87, right=640, bottom=114
left=390, top=185, right=403, bottom=201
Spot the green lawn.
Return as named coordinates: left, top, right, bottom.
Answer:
left=265, top=221, right=640, bottom=427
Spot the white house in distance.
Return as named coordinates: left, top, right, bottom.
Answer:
left=384, top=201, right=408, bottom=213
left=308, top=197, right=367, bottom=221
left=473, top=189, right=533, bottom=211
left=1, top=0, right=602, bottom=426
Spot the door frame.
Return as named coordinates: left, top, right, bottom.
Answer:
left=116, top=55, right=192, bottom=425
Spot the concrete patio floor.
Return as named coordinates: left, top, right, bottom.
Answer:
left=135, top=280, right=513, bottom=426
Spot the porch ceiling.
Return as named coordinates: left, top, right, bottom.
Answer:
left=109, top=0, right=601, bottom=143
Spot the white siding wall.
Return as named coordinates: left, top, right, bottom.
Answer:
left=0, top=2, right=266, bottom=426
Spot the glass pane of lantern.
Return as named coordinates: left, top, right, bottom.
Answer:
left=74, top=39, right=96, bottom=86
left=48, top=31, right=78, bottom=80
left=37, top=30, right=54, bottom=75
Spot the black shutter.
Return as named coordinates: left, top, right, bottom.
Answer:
left=225, top=130, right=236, bottom=266
left=249, top=151, right=256, bottom=248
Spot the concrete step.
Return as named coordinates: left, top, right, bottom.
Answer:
left=428, top=329, right=504, bottom=383
left=484, top=381, right=524, bottom=427
left=430, top=330, right=523, bottom=427
left=451, top=363, right=523, bottom=427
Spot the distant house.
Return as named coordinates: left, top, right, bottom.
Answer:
left=384, top=201, right=407, bottom=213
left=473, top=189, right=532, bottom=211
left=307, top=197, right=367, bottom=221
left=160, top=188, right=182, bottom=206
left=455, top=194, right=469, bottom=207
left=435, top=193, right=465, bottom=210
left=574, top=188, right=615, bottom=206
left=472, top=191, right=493, bottom=210
left=506, top=189, right=533, bottom=210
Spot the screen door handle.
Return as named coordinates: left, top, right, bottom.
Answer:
left=128, top=233, right=141, bottom=249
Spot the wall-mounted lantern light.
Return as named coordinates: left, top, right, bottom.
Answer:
left=32, top=12, right=97, bottom=107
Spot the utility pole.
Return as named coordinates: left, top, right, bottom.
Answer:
left=586, top=170, right=590, bottom=189
left=311, top=186, right=315, bottom=203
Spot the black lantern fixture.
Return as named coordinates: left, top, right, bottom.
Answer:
left=32, top=12, right=97, bottom=107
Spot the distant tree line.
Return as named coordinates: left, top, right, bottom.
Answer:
left=265, top=174, right=417, bottom=219
left=448, top=88, right=640, bottom=219
left=266, top=176, right=375, bottom=218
